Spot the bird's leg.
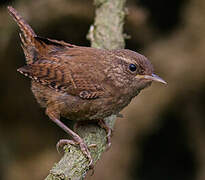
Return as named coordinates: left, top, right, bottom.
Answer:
left=74, top=119, right=113, bottom=150
left=73, top=121, right=97, bottom=148
left=46, top=107, right=93, bottom=168
left=98, top=119, right=113, bottom=150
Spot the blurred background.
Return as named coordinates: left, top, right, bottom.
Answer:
left=0, top=0, right=205, bottom=179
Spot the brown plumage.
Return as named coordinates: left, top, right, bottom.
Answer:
left=8, top=6, right=166, bottom=168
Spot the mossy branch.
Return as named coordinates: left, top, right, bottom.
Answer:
left=45, top=0, right=126, bottom=179
left=88, top=0, right=125, bottom=49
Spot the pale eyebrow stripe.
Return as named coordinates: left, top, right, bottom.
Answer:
left=115, top=55, right=134, bottom=64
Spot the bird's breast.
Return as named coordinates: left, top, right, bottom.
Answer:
left=31, top=81, right=137, bottom=121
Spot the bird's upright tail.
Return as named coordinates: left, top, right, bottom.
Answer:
left=8, top=6, right=76, bottom=65
left=8, top=6, right=36, bottom=38
left=8, top=6, right=37, bottom=64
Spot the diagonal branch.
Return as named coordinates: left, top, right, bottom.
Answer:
left=45, top=0, right=126, bottom=179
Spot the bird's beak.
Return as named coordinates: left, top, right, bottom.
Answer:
left=136, top=73, right=167, bottom=84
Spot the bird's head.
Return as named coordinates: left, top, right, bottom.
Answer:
left=109, top=49, right=166, bottom=96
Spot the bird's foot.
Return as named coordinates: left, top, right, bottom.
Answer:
left=74, top=119, right=113, bottom=151
left=98, top=119, right=113, bottom=151
left=46, top=107, right=94, bottom=169
left=56, top=139, right=94, bottom=169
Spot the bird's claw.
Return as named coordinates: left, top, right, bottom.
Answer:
left=98, top=119, right=113, bottom=151
left=56, top=139, right=94, bottom=169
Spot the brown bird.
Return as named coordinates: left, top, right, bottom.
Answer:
left=8, top=6, right=166, bottom=168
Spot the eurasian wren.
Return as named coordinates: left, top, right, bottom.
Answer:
left=8, top=6, right=166, bottom=168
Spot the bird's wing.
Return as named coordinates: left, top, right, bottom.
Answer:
left=33, top=36, right=76, bottom=57
left=18, top=47, right=107, bottom=99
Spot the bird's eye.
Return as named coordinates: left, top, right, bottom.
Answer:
left=129, top=64, right=137, bottom=72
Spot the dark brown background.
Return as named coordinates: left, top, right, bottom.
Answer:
left=0, top=0, right=205, bottom=179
